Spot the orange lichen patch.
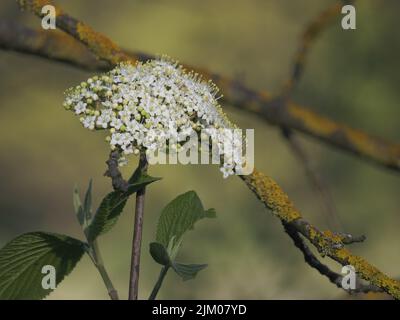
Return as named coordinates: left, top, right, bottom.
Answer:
left=242, top=100, right=263, bottom=113
left=258, top=90, right=272, bottom=101
left=304, top=2, right=342, bottom=39
left=33, top=29, right=105, bottom=69
left=288, top=102, right=400, bottom=169
left=241, top=169, right=301, bottom=222
left=346, top=129, right=383, bottom=158
left=344, top=127, right=400, bottom=166
left=288, top=103, right=339, bottom=136
left=76, top=23, right=132, bottom=65
left=17, top=0, right=63, bottom=16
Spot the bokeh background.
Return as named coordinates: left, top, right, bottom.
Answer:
left=0, top=0, right=399, bottom=299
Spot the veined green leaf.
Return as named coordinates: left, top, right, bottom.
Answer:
left=86, top=169, right=160, bottom=242
left=73, top=184, right=85, bottom=226
left=172, top=263, right=207, bottom=281
left=156, top=191, right=215, bottom=251
left=83, top=179, right=93, bottom=222
left=0, top=232, right=85, bottom=300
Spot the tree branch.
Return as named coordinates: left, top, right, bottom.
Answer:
left=241, top=170, right=400, bottom=299
left=0, top=20, right=109, bottom=70
left=283, top=222, right=382, bottom=295
left=3, top=2, right=400, bottom=172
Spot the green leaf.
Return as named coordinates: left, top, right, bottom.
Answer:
left=172, top=263, right=207, bottom=281
left=73, top=184, right=85, bottom=226
left=86, top=169, right=161, bottom=242
left=0, top=232, right=85, bottom=300
left=149, top=243, right=207, bottom=281
left=149, top=242, right=171, bottom=266
left=83, top=179, right=93, bottom=222
left=156, top=191, right=215, bottom=251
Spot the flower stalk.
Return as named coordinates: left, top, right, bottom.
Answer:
left=128, top=152, right=148, bottom=300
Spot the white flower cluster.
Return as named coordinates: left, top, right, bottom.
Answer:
left=64, top=58, right=245, bottom=178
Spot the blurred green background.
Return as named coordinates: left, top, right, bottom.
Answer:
left=0, top=0, right=399, bottom=299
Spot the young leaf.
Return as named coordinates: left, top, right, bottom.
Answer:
left=86, top=170, right=160, bottom=242
left=149, top=242, right=171, bottom=266
left=73, top=184, right=85, bottom=226
left=0, top=232, right=85, bottom=300
left=86, top=191, right=128, bottom=242
left=156, top=191, right=215, bottom=252
left=83, top=179, right=93, bottom=222
left=172, top=263, right=207, bottom=281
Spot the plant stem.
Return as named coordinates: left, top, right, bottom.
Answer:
left=128, top=153, right=148, bottom=300
left=148, top=266, right=169, bottom=300
left=90, top=240, right=119, bottom=300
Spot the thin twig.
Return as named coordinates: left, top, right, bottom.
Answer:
left=282, top=128, right=343, bottom=231
left=128, top=152, right=148, bottom=300
left=277, top=2, right=348, bottom=231
left=281, top=1, right=350, bottom=96
left=104, top=150, right=129, bottom=192
left=87, top=240, right=119, bottom=300
left=283, top=222, right=382, bottom=295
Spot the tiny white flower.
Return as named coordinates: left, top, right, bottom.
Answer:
left=81, top=115, right=96, bottom=130
left=74, top=101, right=87, bottom=115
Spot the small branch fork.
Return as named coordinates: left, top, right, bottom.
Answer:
left=8, top=0, right=400, bottom=299
left=278, top=1, right=354, bottom=232
left=281, top=128, right=343, bottom=231
left=280, top=1, right=349, bottom=96
left=104, top=150, right=129, bottom=192
left=241, top=170, right=400, bottom=299
left=283, top=222, right=382, bottom=295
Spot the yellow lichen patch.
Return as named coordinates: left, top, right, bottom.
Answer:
left=334, top=248, right=400, bottom=299
left=322, top=230, right=343, bottom=243
left=241, top=169, right=301, bottom=222
left=308, top=225, right=319, bottom=241
left=306, top=226, right=339, bottom=253
left=76, top=23, right=132, bottom=65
